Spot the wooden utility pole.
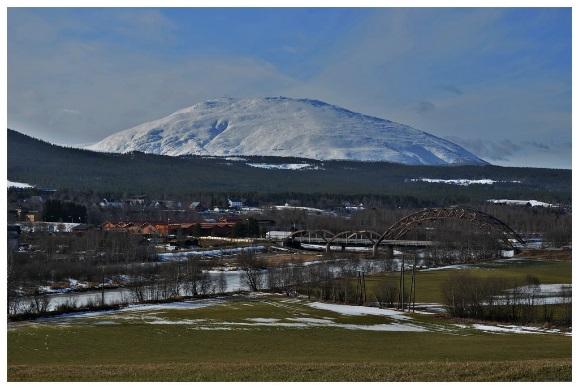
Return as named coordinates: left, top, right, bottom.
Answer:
left=362, top=271, right=367, bottom=305
left=411, top=256, right=417, bottom=312
left=356, top=271, right=360, bottom=305
left=399, top=256, right=405, bottom=310
left=101, top=265, right=105, bottom=306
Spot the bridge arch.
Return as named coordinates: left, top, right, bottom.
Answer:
left=286, top=229, right=335, bottom=243
left=327, top=230, right=381, bottom=244
left=374, top=207, right=524, bottom=250
left=325, top=230, right=382, bottom=252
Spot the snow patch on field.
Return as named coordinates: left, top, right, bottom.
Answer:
left=487, top=199, right=555, bottom=208
left=410, top=178, right=520, bottom=186
left=288, top=317, right=334, bottom=324
left=308, top=302, right=408, bottom=320
left=122, top=299, right=225, bottom=312
left=219, top=320, right=426, bottom=332
left=248, top=318, right=281, bottom=323
left=498, top=283, right=572, bottom=305
left=272, top=205, right=333, bottom=214
left=506, top=283, right=571, bottom=295
left=223, top=157, right=247, bottom=161
left=36, top=298, right=227, bottom=321
left=471, top=324, right=570, bottom=336
left=246, top=163, right=321, bottom=170
left=149, top=319, right=205, bottom=325
left=420, top=264, right=478, bottom=272
left=8, top=180, right=34, bottom=188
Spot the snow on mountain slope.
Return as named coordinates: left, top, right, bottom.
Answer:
left=86, top=97, right=487, bottom=165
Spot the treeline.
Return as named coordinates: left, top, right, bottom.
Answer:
left=442, top=273, right=571, bottom=326
left=42, top=199, right=87, bottom=223
left=8, top=129, right=571, bottom=203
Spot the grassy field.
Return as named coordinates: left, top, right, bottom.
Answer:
left=364, top=257, right=572, bottom=304
left=8, top=290, right=571, bottom=381
left=8, top=360, right=571, bottom=381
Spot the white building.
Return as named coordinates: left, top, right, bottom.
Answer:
left=228, top=198, right=244, bottom=208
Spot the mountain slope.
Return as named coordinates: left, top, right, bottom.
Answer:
left=86, top=97, right=486, bottom=166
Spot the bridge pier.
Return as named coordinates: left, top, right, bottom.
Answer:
left=373, top=244, right=394, bottom=259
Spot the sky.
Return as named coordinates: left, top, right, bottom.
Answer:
left=7, top=7, right=571, bottom=168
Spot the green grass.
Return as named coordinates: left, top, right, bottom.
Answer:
left=8, top=296, right=572, bottom=381
left=7, top=259, right=572, bottom=381
left=9, top=322, right=570, bottom=365
left=148, top=299, right=395, bottom=325
left=365, top=258, right=572, bottom=304
left=8, top=360, right=571, bottom=381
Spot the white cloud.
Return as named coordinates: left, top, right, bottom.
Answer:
left=8, top=12, right=297, bottom=144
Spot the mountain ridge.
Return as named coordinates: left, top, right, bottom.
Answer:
left=86, top=97, right=487, bottom=166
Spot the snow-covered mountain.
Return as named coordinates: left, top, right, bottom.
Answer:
left=86, top=97, right=486, bottom=165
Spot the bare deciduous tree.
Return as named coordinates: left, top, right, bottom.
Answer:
left=238, top=251, right=265, bottom=291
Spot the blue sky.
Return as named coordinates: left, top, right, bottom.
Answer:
left=7, top=7, right=571, bottom=168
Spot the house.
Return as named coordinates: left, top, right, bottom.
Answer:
left=153, top=223, right=170, bottom=236
left=265, top=231, right=292, bottom=240
left=228, top=198, right=244, bottom=209
left=99, top=198, right=124, bottom=208
left=139, top=223, right=159, bottom=235
left=9, top=207, right=30, bottom=222
left=189, top=201, right=204, bottom=211
left=25, top=211, right=39, bottom=223
left=151, top=200, right=182, bottom=209
left=218, top=215, right=242, bottom=223
left=344, top=202, right=365, bottom=212
left=124, top=197, right=146, bottom=207
left=102, top=222, right=160, bottom=235
left=101, top=222, right=135, bottom=232
left=101, top=221, right=118, bottom=230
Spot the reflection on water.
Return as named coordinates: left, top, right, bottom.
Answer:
left=18, top=258, right=396, bottom=313
left=23, top=254, right=523, bottom=314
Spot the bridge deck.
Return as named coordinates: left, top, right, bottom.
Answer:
left=280, top=237, right=435, bottom=247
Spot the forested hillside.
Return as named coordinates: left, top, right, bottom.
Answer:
left=7, top=129, right=571, bottom=205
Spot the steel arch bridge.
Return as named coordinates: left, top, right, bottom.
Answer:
left=281, top=207, right=525, bottom=254
left=374, top=207, right=525, bottom=248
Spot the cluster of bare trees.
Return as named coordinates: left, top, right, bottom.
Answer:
left=10, top=230, right=156, bottom=290
left=237, top=251, right=266, bottom=291
left=127, top=258, right=228, bottom=303
left=374, top=280, right=411, bottom=309
left=8, top=292, right=50, bottom=316
left=442, top=273, right=571, bottom=325
left=245, top=253, right=387, bottom=304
